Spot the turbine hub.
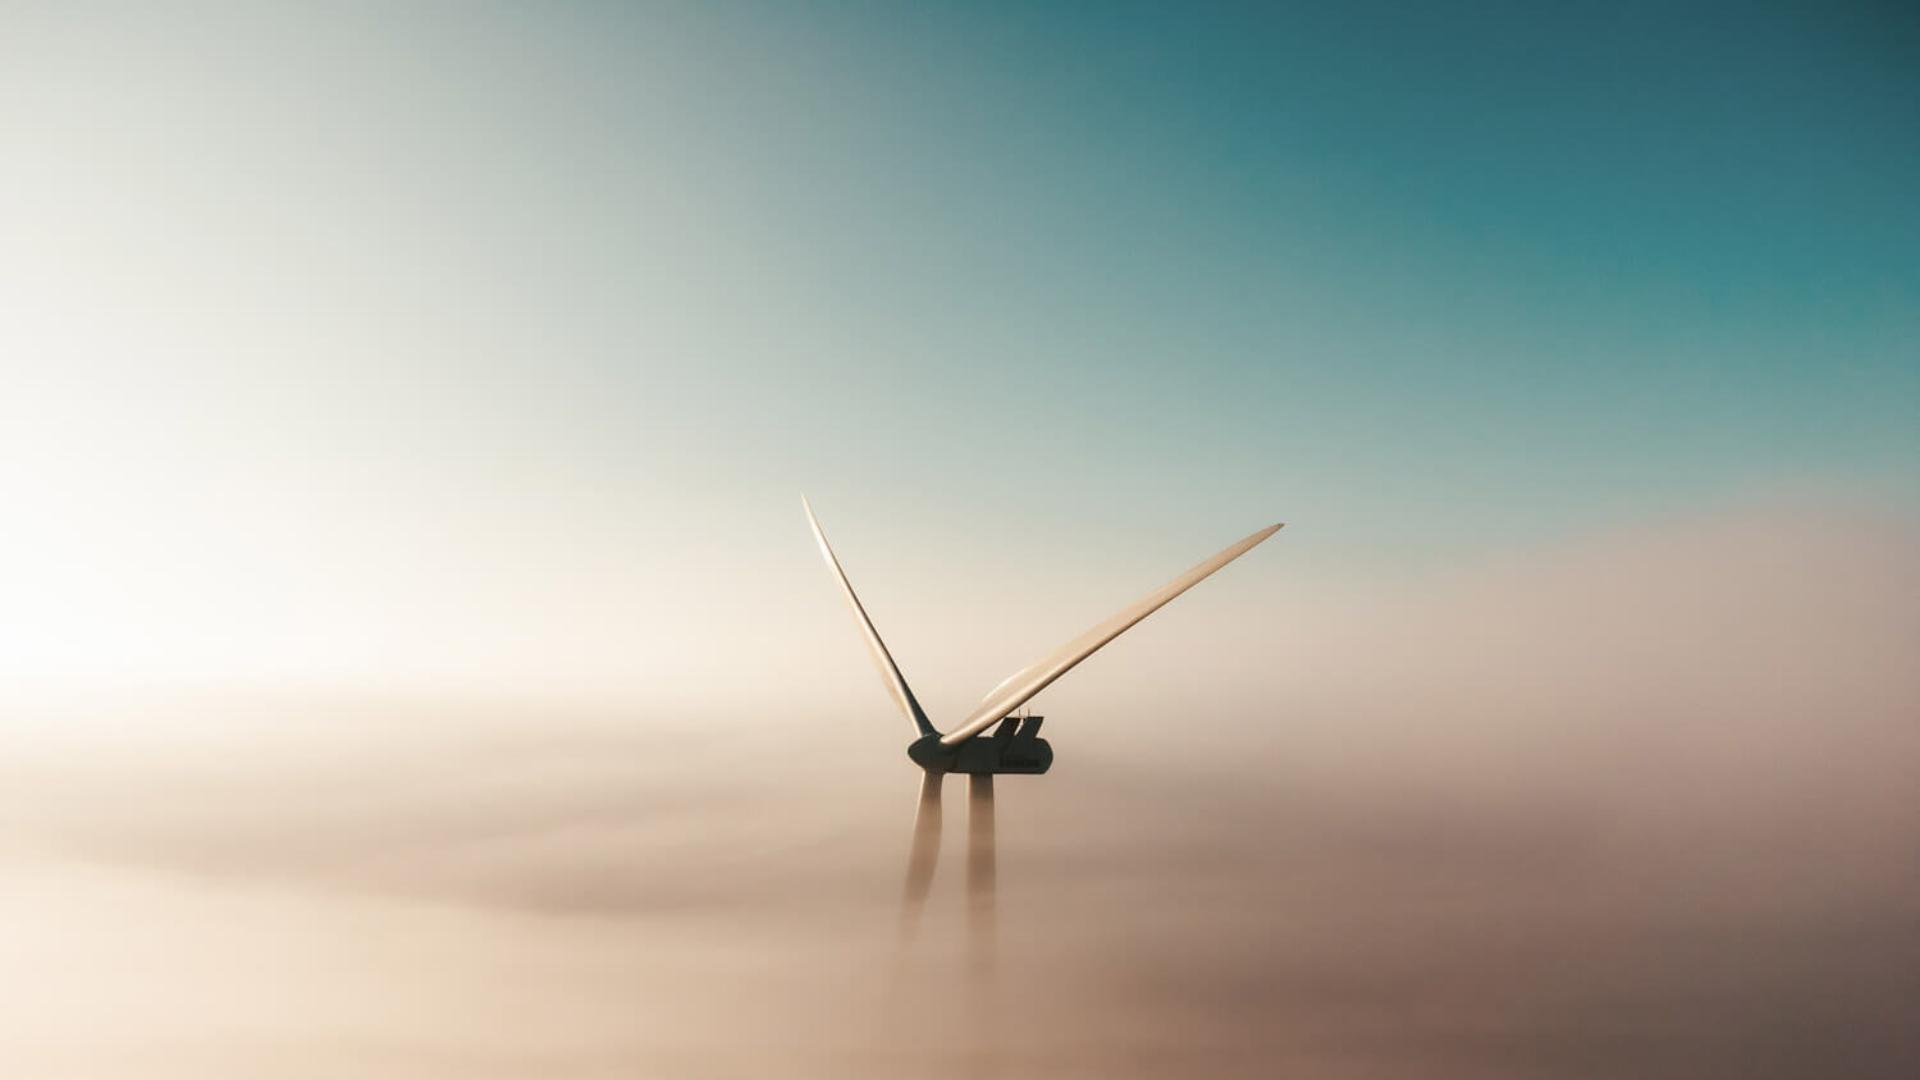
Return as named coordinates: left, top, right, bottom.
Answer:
left=908, top=716, right=1052, bottom=775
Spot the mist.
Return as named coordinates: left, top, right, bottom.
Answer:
left=5, top=501, right=1914, bottom=1078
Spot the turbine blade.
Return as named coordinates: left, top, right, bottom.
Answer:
left=940, top=521, right=1283, bottom=746
left=802, top=496, right=937, bottom=738
left=900, top=771, right=943, bottom=933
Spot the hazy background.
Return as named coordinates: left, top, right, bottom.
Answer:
left=2, top=3, right=1916, bottom=1077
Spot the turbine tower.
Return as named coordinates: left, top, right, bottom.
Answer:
left=803, top=497, right=1282, bottom=938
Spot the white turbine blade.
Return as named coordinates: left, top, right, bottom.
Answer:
left=939, top=521, right=1283, bottom=746
left=802, top=496, right=937, bottom=738
left=900, top=770, right=943, bottom=935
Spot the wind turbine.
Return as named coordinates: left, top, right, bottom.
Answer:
left=802, top=497, right=1282, bottom=942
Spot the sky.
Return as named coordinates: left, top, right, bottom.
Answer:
left=0, top=4, right=1916, bottom=1077
left=3, top=0, right=1916, bottom=704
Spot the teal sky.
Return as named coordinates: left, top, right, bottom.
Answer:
left=2, top=2, right=1916, bottom=698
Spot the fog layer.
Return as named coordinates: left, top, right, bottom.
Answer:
left=5, top=503, right=1915, bottom=1078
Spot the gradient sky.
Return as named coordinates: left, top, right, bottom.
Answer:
left=3, top=1, right=1916, bottom=703
left=4, top=7, right=1919, bottom=1077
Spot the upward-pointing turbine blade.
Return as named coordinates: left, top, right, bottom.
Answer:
left=939, top=522, right=1284, bottom=746
left=900, top=770, right=943, bottom=934
left=802, top=496, right=937, bottom=739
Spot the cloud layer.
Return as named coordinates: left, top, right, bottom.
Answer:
left=4, top=501, right=1915, bottom=1078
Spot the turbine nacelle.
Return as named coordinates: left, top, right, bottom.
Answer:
left=908, top=716, right=1053, bottom=775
